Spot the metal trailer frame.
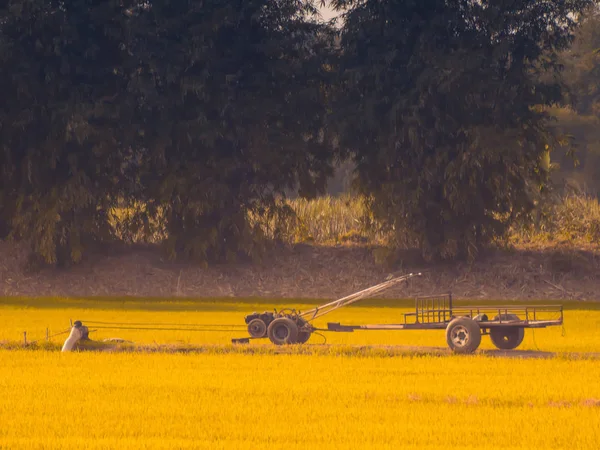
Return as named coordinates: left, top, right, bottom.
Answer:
left=234, top=273, right=564, bottom=354
left=327, top=294, right=564, bottom=332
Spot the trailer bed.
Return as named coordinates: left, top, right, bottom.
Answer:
left=326, top=319, right=562, bottom=332
left=319, top=297, right=564, bottom=353
left=325, top=303, right=564, bottom=332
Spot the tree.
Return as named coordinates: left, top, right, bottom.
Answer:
left=548, top=8, right=600, bottom=196
left=127, top=0, right=336, bottom=263
left=561, top=6, right=600, bottom=116
left=0, top=0, right=138, bottom=266
left=330, top=0, right=596, bottom=260
left=0, top=0, right=337, bottom=266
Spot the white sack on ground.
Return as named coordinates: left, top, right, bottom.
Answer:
left=61, top=326, right=83, bottom=352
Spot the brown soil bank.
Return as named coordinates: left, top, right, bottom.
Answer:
left=1, top=241, right=599, bottom=300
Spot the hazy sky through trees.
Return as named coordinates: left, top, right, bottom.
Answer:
left=319, top=4, right=339, bottom=21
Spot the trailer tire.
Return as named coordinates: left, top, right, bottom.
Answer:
left=247, top=318, right=268, bottom=338
left=490, top=314, right=525, bottom=350
left=446, top=317, right=481, bottom=354
left=267, top=317, right=299, bottom=345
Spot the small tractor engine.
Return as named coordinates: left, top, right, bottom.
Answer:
left=244, top=311, right=275, bottom=338
left=243, top=310, right=312, bottom=344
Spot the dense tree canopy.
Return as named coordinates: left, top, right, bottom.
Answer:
left=127, top=0, right=336, bottom=262
left=330, top=0, right=596, bottom=260
left=0, top=0, right=137, bottom=265
left=1, top=0, right=599, bottom=266
left=561, top=7, right=600, bottom=116
left=0, top=0, right=335, bottom=265
left=549, top=8, right=600, bottom=195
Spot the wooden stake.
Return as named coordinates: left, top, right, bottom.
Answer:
left=23, top=331, right=27, bottom=345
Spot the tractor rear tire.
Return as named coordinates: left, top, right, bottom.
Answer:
left=267, top=317, right=299, bottom=345
left=446, top=317, right=482, bottom=354
left=490, top=314, right=525, bottom=350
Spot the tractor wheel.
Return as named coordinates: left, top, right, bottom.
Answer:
left=490, top=314, right=525, bottom=350
left=247, top=318, right=267, bottom=338
left=296, top=318, right=311, bottom=344
left=446, top=317, right=482, bottom=354
left=267, top=317, right=299, bottom=345
left=297, top=330, right=311, bottom=344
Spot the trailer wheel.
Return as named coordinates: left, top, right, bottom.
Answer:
left=247, top=318, right=267, bottom=338
left=490, top=314, right=525, bottom=350
left=267, top=317, right=299, bottom=345
left=446, top=317, right=481, bottom=354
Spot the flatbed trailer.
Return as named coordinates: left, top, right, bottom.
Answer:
left=233, top=273, right=564, bottom=354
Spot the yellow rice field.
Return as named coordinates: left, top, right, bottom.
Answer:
left=1, top=297, right=600, bottom=449
left=1, top=297, right=599, bottom=352
left=1, top=350, right=600, bottom=449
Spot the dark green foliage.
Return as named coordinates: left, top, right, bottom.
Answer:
left=126, top=0, right=336, bottom=263
left=547, top=107, right=600, bottom=195
left=2, top=0, right=599, bottom=267
left=0, top=0, right=336, bottom=265
left=0, top=0, right=137, bottom=265
left=331, top=0, right=596, bottom=260
left=125, top=0, right=338, bottom=260
left=549, top=8, right=600, bottom=196
left=561, top=7, right=600, bottom=116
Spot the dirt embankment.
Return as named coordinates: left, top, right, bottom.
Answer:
left=1, top=240, right=599, bottom=300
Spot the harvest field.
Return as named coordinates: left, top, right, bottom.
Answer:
left=1, top=297, right=600, bottom=449
left=1, top=296, right=600, bottom=351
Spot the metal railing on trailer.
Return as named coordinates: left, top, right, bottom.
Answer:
left=397, top=292, right=563, bottom=329
left=324, top=292, right=563, bottom=353
left=326, top=296, right=563, bottom=331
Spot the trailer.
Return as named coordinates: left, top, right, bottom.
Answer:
left=233, top=273, right=564, bottom=354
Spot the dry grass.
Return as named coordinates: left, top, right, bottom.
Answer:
left=109, top=194, right=385, bottom=246
left=510, top=193, right=600, bottom=249
left=109, top=192, right=600, bottom=250
left=276, top=195, right=384, bottom=244
left=281, top=192, right=600, bottom=250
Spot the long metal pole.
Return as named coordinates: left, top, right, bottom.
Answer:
left=300, top=272, right=421, bottom=321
